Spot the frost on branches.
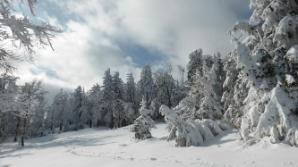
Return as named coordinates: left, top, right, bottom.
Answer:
left=160, top=105, right=230, bottom=147
left=131, top=98, right=155, bottom=140
left=0, top=0, right=59, bottom=73
left=228, top=0, right=298, bottom=145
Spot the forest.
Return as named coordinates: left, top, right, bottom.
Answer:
left=1, top=0, right=298, bottom=166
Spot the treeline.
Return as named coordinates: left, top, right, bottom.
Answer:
left=0, top=65, right=187, bottom=146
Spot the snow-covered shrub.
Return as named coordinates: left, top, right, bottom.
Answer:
left=160, top=105, right=230, bottom=147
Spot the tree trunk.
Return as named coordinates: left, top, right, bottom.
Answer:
left=14, top=117, right=21, bottom=142
left=59, top=122, right=63, bottom=132
left=21, top=136, right=24, bottom=147
left=89, top=120, right=92, bottom=128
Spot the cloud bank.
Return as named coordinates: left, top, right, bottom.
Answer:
left=15, top=0, right=249, bottom=89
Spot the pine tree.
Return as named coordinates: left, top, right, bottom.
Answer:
left=138, top=65, right=155, bottom=108
left=50, top=89, right=69, bottom=132
left=71, top=86, right=84, bottom=130
left=126, top=73, right=138, bottom=110
left=131, top=98, right=155, bottom=140
left=88, top=84, right=104, bottom=127
left=229, top=0, right=298, bottom=144
left=112, top=72, right=124, bottom=100
left=102, top=69, right=114, bottom=128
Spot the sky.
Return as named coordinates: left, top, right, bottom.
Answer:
left=15, top=0, right=250, bottom=90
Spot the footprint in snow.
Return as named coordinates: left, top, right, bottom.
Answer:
left=150, top=157, right=157, bottom=161
left=119, top=144, right=128, bottom=147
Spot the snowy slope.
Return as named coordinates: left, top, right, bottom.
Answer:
left=1, top=124, right=298, bottom=167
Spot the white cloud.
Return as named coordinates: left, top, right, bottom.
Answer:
left=15, top=0, right=249, bottom=89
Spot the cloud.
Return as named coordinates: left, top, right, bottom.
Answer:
left=15, top=0, right=249, bottom=90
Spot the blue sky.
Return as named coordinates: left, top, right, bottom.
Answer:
left=16, top=0, right=250, bottom=89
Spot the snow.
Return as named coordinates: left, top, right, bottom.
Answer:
left=1, top=124, right=298, bottom=167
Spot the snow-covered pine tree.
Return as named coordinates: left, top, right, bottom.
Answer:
left=138, top=65, right=155, bottom=108
left=125, top=73, right=138, bottom=122
left=87, top=84, right=104, bottom=127
left=196, top=55, right=223, bottom=120
left=154, top=68, right=176, bottom=109
left=49, top=89, right=69, bottom=132
left=229, top=0, right=298, bottom=144
left=102, top=69, right=114, bottom=128
left=112, top=72, right=124, bottom=100
left=175, top=50, right=223, bottom=120
left=70, top=86, right=85, bottom=130
left=125, top=73, right=138, bottom=111
left=131, top=98, right=155, bottom=140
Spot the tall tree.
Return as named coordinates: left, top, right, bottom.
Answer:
left=17, top=81, right=46, bottom=146
left=50, top=89, right=69, bottom=132
left=125, top=73, right=138, bottom=111
left=102, top=69, right=114, bottom=127
left=138, top=65, right=155, bottom=108
left=112, top=72, right=124, bottom=100
left=71, top=86, right=85, bottom=130
left=229, top=0, right=298, bottom=144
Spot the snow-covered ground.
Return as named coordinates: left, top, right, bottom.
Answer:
left=1, top=124, right=298, bottom=167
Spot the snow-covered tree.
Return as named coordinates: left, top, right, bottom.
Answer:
left=102, top=69, right=114, bottom=127
left=16, top=81, right=46, bottom=146
left=112, top=99, right=126, bottom=128
left=70, top=86, right=85, bottom=130
left=125, top=73, right=138, bottom=110
left=154, top=69, right=176, bottom=108
left=112, top=72, right=124, bottom=100
left=138, top=65, right=155, bottom=108
left=187, top=49, right=203, bottom=85
left=229, top=0, right=298, bottom=144
left=49, top=89, right=69, bottom=132
left=175, top=51, right=224, bottom=120
left=131, top=98, right=155, bottom=140
left=0, top=74, right=19, bottom=141
left=87, top=84, right=104, bottom=127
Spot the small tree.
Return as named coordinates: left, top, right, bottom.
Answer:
left=131, top=98, right=155, bottom=140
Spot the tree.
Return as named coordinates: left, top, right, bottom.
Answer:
left=131, top=98, right=155, bottom=140
left=138, top=65, right=155, bottom=108
left=112, top=99, right=126, bottom=128
left=0, top=74, right=19, bottom=142
left=70, top=86, right=85, bottom=130
left=125, top=73, right=138, bottom=110
left=176, top=51, right=223, bottom=120
left=112, top=72, right=124, bottom=100
left=102, top=69, right=114, bottom=127
left=17, top=81, right=46, bottom=146
left=229, top=0, right=298, bottom=144
left=50, top=89, right=69, bottom=132
left=87, top=84, right=104, bottom=127
left=154, top=69, right=175, bottom=108
left=187, top=49, right=203, bottom=85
